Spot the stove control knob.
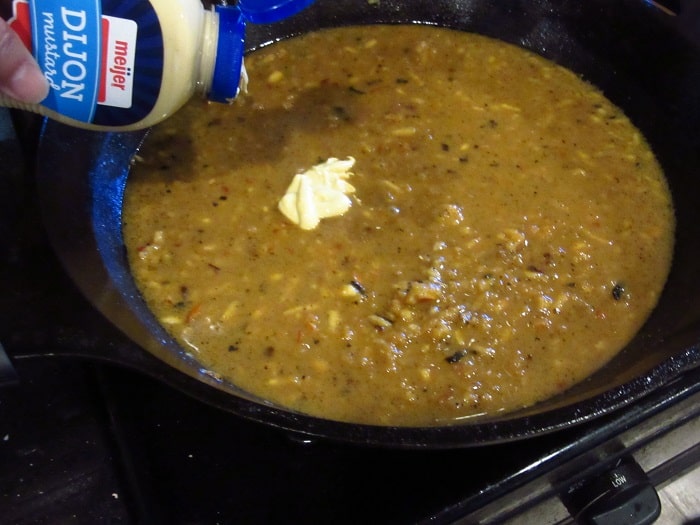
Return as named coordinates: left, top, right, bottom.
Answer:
left=561, top=457, right=661, bottom=525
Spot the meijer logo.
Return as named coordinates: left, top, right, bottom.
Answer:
left=98, top=15, right=137, bottom=108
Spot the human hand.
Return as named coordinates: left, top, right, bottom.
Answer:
left=0, top=17, right=49, bottom=104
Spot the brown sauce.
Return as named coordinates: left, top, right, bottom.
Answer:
left=122, top=25, right=674, bottom=426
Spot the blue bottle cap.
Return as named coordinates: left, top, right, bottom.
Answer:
left=238, top=0, right=317, bottom=24
left=208, top=0, right=315, bottom=103
left=209, top=5, right=246, bottom=103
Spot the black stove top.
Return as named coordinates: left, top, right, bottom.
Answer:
left=2, top=107, right=699, bottom=524
left=3, top=346, right=698, bottom=524
left=3, top=317, right=700, bottom=524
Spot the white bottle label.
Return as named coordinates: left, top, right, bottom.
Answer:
left=8, top=0, right=163, bottom=125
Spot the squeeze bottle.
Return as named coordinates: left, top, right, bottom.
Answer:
left=0, top=0, right=314, bottom=131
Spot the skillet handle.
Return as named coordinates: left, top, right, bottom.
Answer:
left=0, top=342, right=19, bottom=387
left=677, top=0, right=700, bottom=45
left=647, top=0, right=679, bottom=14
left=652, top=0, right=700, bottom=46
left=3, top=301, right=181, bottom=386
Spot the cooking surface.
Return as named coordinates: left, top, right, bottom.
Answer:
left=3, top=350, right=700, bottom=523
left=3, top=359, right=700, bottom=524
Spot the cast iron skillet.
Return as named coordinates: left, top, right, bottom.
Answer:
left=34, top=0, right=700, bottom=448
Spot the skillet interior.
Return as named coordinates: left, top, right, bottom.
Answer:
left=35, top=0, right=700, bottom=447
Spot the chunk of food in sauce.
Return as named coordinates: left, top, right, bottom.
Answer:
left=122, top=25, right=674, bottom=426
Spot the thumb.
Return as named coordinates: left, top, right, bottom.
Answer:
left=0, top=17, right=49, bottom=104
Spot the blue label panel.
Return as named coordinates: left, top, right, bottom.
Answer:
left=18, top=0, right=164, bottom=126
left=31, top=0, right=102, bottom=122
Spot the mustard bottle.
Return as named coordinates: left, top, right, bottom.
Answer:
left=0, top=0, right=314, bottom=131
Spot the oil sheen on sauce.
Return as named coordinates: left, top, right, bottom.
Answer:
left=122, top=25, right=675, bottom=426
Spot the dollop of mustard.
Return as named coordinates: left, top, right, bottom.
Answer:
left=278, top=157, right=356, bottom=230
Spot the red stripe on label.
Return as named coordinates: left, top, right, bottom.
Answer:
left=98, top=17, right=110, bottom=104
left=8, top=0, right=32, bottom=51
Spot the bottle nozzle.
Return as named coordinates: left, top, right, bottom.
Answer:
left=208, top=0, right=315, bottom=103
